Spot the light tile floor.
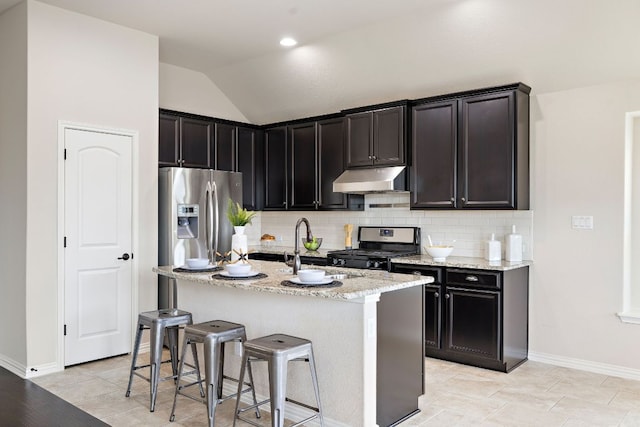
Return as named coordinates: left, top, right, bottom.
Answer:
left=31, top=355, right=640, bottom=426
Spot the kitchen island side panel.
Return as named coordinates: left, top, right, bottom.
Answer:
left=176, top=278, right=377, bottom=427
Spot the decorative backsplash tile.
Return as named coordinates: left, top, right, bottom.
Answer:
left=248, top=193, right=533, bottom=260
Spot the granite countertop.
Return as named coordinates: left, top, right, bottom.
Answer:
left=154, top=260, right=433, bottom=301
left=391, top=255, right=532, bottom=271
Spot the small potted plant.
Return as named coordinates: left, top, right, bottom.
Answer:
left=227, top=199, right=256, bottom=231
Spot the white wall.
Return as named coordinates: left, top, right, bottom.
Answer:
left=529, top=80, right=640, bottom=372
left=20, top=0, right=159, bottom=372
left=0, top=1, right=28, bottom=371
left=159, top=62, right=249, bottom=123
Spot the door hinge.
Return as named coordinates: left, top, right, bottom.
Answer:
left=64, top=149, right=67, bottom=160
left=64, top=324, right=67, bottom=336
left=64, top=237, right=67, bottom=248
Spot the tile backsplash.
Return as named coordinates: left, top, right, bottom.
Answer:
left=245, top=192, right=533, bottom=260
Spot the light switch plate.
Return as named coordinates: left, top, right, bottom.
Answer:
left=572, top=215, right=594, bottom=230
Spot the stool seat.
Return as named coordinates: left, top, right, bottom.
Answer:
left=170, top=320, right=260, bottom=427
left=234, top=333, right=323, bottom=427
left=125, top=308, right=196, bottom=412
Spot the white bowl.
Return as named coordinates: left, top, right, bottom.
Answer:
left=225, top=263, right=252, bottom=276
left=186, top=258, right=209, bottom=268
left=424, top=245, right=454, bottom=262
left=297, top=269, right=326, bottom=283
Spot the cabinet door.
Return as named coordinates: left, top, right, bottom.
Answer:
left=411, top=101, right=457, bottom=209
left=289, top=122, right=318, bottom=210
left=215, top=122, right=236, bottom=171
left=264, top=126, right=288, bottom=210
left=159, top=113, right=180, bottom=167
left=445, top=286, right=500, bottom=361
left=180, top=117, right=212, bottom=168
left=459, top=91, right=515, bottom=208
left=373, top=106, right=405, bottom=166
left=237, top=127, right=264, bottom=211
left=425, top=284, right=442, bottom=351
left=318, top=118, right=350, bottom=210
left=346, top=112, right=373, bottom=167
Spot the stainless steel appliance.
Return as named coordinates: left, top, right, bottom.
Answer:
left=158, top=167, right=242, bottom=308
left=327, top=226, right=421, bottom=270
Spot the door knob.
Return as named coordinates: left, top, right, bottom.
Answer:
left=118, top=253, right=130, bottom=261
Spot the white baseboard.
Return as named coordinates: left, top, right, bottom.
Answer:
left=528, top=351, right=640, bottom=381
left=0, top=354, right=29, bottom=378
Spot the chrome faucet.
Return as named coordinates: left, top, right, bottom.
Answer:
left=285, top=217, right=313, bottom=274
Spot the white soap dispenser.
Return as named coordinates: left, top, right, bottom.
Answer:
left=505, top=225, right=523, bottom=262
left=484, top=233, right=501, bottom=262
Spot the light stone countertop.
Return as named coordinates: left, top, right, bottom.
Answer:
left=391, top=255, right=532, bottom=271
left=249, top=244, right=330, bottom=259
left=154, top=260, right=432, bottom=301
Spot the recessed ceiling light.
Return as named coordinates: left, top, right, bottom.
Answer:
left=280, top=37, right=297, bottom=47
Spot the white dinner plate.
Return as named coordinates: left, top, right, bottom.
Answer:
left=290, top=277, right=334, bottom=285
left=220, top=270, right=260, bottom=278
left=181, top=264, right=215, bottom=270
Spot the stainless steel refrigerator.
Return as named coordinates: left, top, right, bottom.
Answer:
left=158, top=167, right=242, bottom=309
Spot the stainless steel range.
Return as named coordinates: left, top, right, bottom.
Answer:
left=327, top=226, right=421, bottom=270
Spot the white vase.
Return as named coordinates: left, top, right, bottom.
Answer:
left=231, top=226, right=248, bottom=262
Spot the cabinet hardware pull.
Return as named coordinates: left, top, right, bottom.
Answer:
left=434, top=292, right=439, bottom=298
left=445, top=293, right=450, bottom=299
left=465, top=275, right=479, bottom=282
left=450, top=197, right=455, bottom=202
left=461, top=197, right=466, bottom=202
left=368, top=155, right=372, bottom=159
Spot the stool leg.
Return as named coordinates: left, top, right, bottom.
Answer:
left=191, top=341, right=205, bottom=398
left=246, top=356, right=261, bottom=419
left=167, top=325, right=180, bottom=379
left=204, top=337, right=222, bottom=427
left=232, top=352, right=249, bottom=427
left=170, top=335, right=192, bottom=422
left=149, top=322, right=165, bottom=412
left=125, top=323, right=144, bottom=397
left=268, top=356, right=288, bottom=427
left=307, top=348, right=324, bottom=426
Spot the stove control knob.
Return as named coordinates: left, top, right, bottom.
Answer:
left=365, top=260, right=372, bottom=268
left=373, top=261, right=381, bottom=268
left=331, top=258, right=338, bottom=265
left=338, top=259, right=346, bottom=266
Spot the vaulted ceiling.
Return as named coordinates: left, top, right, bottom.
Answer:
left=2, top=0, right=639, bottom=124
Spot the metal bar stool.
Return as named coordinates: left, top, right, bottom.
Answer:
left=170, top=320, right=261, bottom=427
left=233, top=333, right=323, bottom=427
left=125, top=308, right=200, bottom=412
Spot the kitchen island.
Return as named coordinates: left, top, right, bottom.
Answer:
left=154, top=261, right=433, bottom=427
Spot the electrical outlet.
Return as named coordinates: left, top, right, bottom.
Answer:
left=572, top=215, right=594, bottom=230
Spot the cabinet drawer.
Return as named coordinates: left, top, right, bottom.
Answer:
left=445, top=269, right=501, bottom=289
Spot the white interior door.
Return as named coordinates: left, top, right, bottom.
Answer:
left=64, top=127, right=133, bottom=366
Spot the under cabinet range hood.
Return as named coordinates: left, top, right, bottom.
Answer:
left=333, top=166, right=406, bottom=194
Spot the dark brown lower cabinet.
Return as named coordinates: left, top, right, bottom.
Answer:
left=392, top=264, right=529, bottom=372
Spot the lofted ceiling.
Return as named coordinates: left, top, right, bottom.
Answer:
left=2, top=0, right=639, bottom=124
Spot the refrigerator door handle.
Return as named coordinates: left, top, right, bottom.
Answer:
left=205, top=181, right=213, bottom=262
left=211, top=180, right=219, bottom=260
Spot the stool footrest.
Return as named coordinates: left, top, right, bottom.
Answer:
left=285, top=396, right=320, bottom=413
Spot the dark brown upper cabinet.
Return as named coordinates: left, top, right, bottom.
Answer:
left=214, top=122, right=264, bottom=210
left=346, top=105, right=406, bottom=168
left=286, top=118, right=364, bottom=211
left=159, top=113, right=180, bottom=167
left=214, top=122, right=235, bottom=171
left=289, top=122, right=318, bottom=210
left=159, top=113, right=212, bottom=168
left=318, top=118, right=363, bottom=210
left=411, top=84, right=530, bottom=210
left=180, top=117, right=212, bottom=168
left=263, top=126, right=288, bottom=210
left=237, top=126, right=264, bottom=211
